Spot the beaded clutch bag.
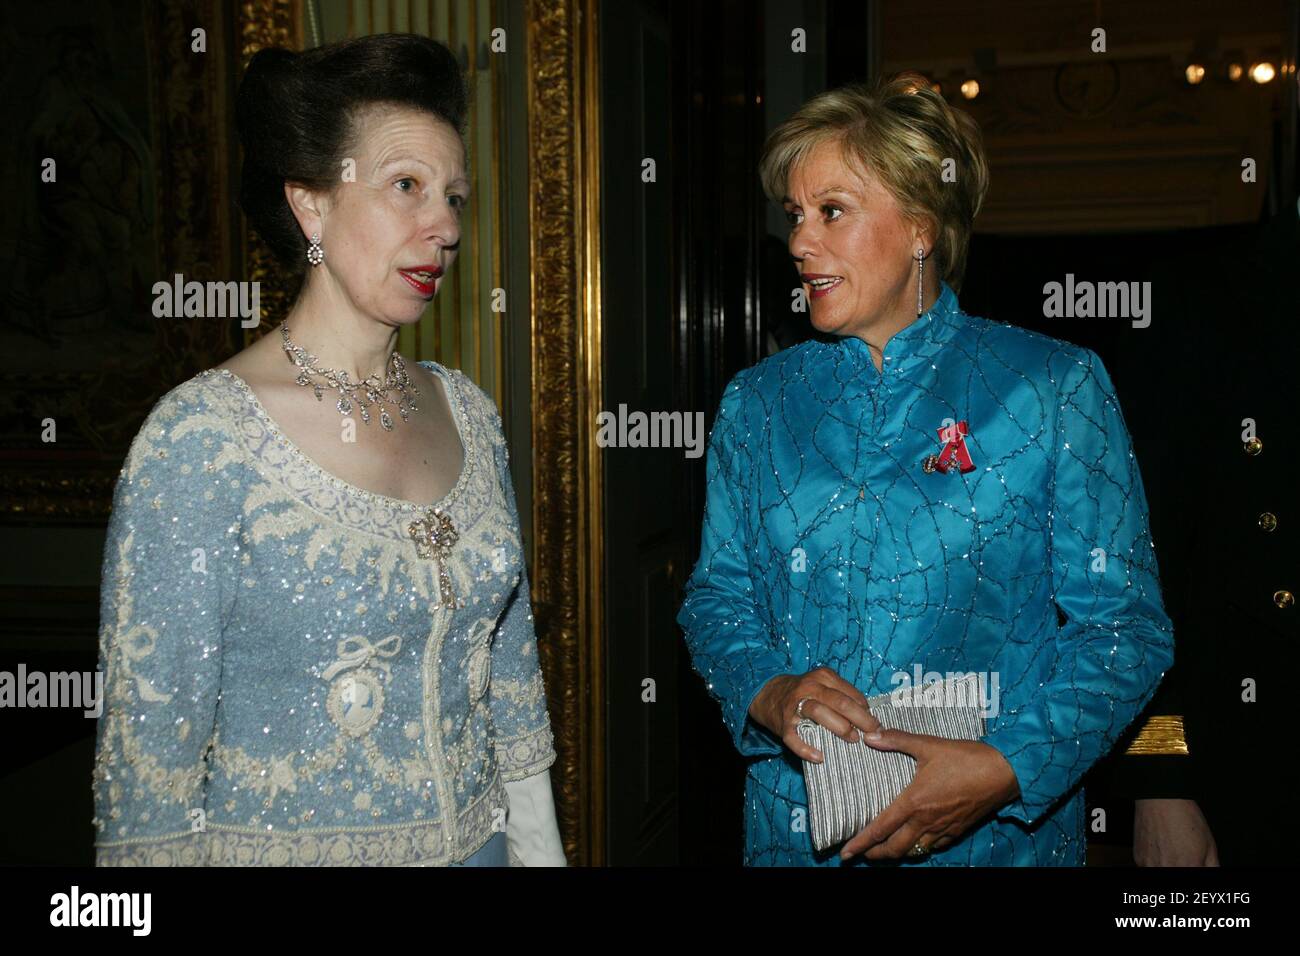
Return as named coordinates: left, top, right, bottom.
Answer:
left=796, top=673, right=987, bottom=852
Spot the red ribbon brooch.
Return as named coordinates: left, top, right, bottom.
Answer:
left=922, top=420, right=976, bottom=475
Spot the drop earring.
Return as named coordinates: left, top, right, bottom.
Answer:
left=307, top=233, right=324, bottom=266
left=915, top=247, right=925, bottom=317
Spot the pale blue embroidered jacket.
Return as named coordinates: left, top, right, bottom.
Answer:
left=678, top=282, right=1174, bottom=866
left=92, top=361, right=556, bottom=865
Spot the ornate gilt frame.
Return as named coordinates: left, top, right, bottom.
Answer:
left=525, top=0, right=604, bottom=866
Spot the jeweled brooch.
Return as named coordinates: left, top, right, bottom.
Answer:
left=407, top=507, right=463, bottom=609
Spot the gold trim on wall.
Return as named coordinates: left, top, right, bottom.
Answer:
left=526, top=0, right=604, bottom=866
left=239, top=0, right=302, bottom=340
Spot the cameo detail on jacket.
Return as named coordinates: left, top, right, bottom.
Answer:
left=323, top=634, right=403, bottom=737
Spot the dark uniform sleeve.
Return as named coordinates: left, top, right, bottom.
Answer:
left=1107, top=422, right=1197, bottom=800
left=1096, top=244, right=1204, bottom=802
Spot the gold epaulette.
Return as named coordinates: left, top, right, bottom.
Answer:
left=1124, top=714, right=1189, bottom=755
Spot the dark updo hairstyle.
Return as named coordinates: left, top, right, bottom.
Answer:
left=237, top=33, right=468, bottom=274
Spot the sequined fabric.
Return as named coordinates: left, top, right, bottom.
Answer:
left=678, top=282, right=1174, bottom=866
left=92, top=361, right=555, bottom=866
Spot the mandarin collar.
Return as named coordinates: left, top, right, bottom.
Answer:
left=839, top=281, right=965, bottom=380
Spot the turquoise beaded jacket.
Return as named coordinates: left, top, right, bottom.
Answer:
left=678, top=282, right=1174, bottom=866
left=92, top=361, right=555, bottom=865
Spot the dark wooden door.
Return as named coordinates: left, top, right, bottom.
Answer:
left=600, top=0, right=771, bottom=864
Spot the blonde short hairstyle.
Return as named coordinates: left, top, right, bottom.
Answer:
left=759, top=72, right=989, bottom=291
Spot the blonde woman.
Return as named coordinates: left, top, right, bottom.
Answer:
left=678, top=74, right=1173, bottom=866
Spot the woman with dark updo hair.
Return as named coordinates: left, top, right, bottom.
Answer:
left=91, top=34, right=564, bottom=866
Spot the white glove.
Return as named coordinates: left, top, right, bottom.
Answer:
left=503, top=768, right=567, bottom=866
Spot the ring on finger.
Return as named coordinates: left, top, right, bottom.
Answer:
left=907, top=839, right=930, bottom=858
left=795, top=696, right=813, bottom=719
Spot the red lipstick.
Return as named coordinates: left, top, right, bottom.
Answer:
left=397, top=265, right=444, bottom=297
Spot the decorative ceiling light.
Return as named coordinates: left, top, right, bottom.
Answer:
left=960, top=79, right=980, bottom=99
left=1184, top=63, right=1206, bottom=85
left=1249, top=61, right=1276, bottom=83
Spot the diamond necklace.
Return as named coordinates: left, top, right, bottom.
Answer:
left=280, top=324, right=419, bottom=430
